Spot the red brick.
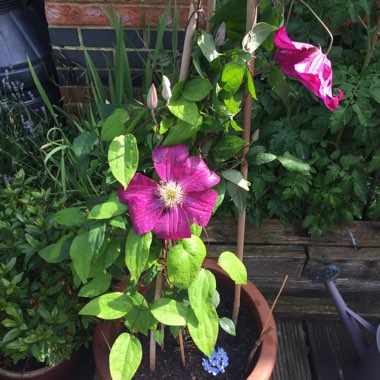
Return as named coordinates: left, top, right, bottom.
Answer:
left=45, top=3, right=191, bottom=28
left=60, top=85, right=90, bottom=103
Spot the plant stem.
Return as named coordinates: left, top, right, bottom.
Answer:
left=298, top=0, right=333, bottom=55
left=206, top=0, right=216, bottom=33
left=179, top=1, right=199, bottom=81
left=149, top=270, right=163, bottom=372
left=178, top=328, right=186, bottom=367
left=232, top=0, right=258, bottom=327
left=149, top=243, right=167, bottom=372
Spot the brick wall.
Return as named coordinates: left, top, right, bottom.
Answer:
left=44, top=0, right=192, bottom=105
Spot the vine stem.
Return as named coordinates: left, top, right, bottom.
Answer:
left=232, top=0, right=258, bottom=327
left=298, top=0, right=334, bottom=55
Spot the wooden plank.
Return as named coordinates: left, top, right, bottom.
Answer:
left=271, top=320, right=312, bottom=380
left=206, top=245, right=306, bottom=279
left=306, top=320, right=358, bottom=380
left=270, top=296, right=380, bottom=319
left=204, top=218, right=310, bottom=245
left=311, top=221, right=380, bottom=247
left=205, top=219, right=380, bottom=247
left=305, top=246, right=380, bottom=281
left=252, top=278, right=380, bottom=298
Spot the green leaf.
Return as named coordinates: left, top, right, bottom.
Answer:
left=213, top=135, right=246, bottom=162
left=213, top=179, right=226, bottom=214
left=187, top=307, right=218, bottom=357
left=150, top=298, right=188, bottom=326
left=109, top=333, right=142, bottom=380
left=72, top=131, right=98, bottom=159
left=190, top=223, right=202, bottom=237
left=108, top=134, right=139, bottom=189
left=168, top=98, right=199, bottom=125
left=54, top=208, right=84, bottom=227
left=197, top=31, right=221, bottom=62
left=91, top=238, right=122, bottom=275
left=253, top=152, right=277, bottom=165
left=221, top=62, right=246, bottom=94
left=277, top=152, right=311, bottom=174
left=268, top=67, right=289, bottom=102
left=125, top=229, right=152, bottom=282
left=242, top=22, right=277, bottom=52
left=188, top=269, right=216, bottom=321
left=101, top=108, right=130, bottom=141
left=70, top=232, right=94, bottom=283
left=221, top=170, right=250, bottom=191
left=182, top=78, right=213, bottom=101
left=368, top=155, right=380, bottom=173
left=79, top=292, right=132, bottom=319
left=219, top=317, right=236, bottom=336
left=246, top=70, right=257, bottom=99
left=88, top=222, right=106, bottom=253
left=88, top=193, right=128, bottom=220
left=124, top=293, right=156, bottom=335
left=226, top=182, right=248, bottom=212
left=78, top=272, right=112, bottom=297
left=218, top=251, right=247, bottom=284
left=163, top=117, right=202, bottom=146
left=39, top=234, right=73, bottom=263
left=167, top=236, right=206, bottom=289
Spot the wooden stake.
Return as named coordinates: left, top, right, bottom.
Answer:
left=232, top=0, right=258, bottom=326
left=178, top=328, right=186, bottom=368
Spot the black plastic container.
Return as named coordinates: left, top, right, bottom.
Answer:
left=0, top=0, right=59, bottom=113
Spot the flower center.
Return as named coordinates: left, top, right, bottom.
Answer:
left=157, top=181, right=184, bottom=209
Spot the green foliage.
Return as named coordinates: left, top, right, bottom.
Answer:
left=0, top=178, right=90, bottom=366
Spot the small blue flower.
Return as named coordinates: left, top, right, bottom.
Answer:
left=202, top=347, right=229, bottom=376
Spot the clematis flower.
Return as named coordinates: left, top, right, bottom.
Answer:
left=273, top=26, right=344, bottom=110
left=118, top=145, right=220, bottom=240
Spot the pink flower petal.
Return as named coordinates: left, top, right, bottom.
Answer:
left=179, top=156, right=220, bottom=192
left=274, top=27, right=344, bottom=110
left=183, top=189, right=218, bottom=227
left=153, top=207, right=191, bottom=240
left=274, top=26, right=316, bottom=51
left=118, top=173, right=163, bottom=235
left=152, top=145, right=189, bottom=182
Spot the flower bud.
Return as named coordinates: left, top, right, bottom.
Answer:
left=215, top=22, right=226, bottom=48
left=147, top=83, right=158, bottom=110
left=252, top=129, right=260, bottom=142
left=161, top=75, right=172, bottom=101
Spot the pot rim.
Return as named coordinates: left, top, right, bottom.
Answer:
left=93, top=259, right=278, bottom=380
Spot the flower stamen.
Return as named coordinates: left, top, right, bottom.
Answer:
left=157, top=181, right=185, bottom=209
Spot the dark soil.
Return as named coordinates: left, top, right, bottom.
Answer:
left=135, top=289, right=260, bottom=379
left=0, top=355, right=46, bottom=372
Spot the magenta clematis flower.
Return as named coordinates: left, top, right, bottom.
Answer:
left=274, top=26, right=344, bottom=110
left=118, top=145, right=220, bottom=240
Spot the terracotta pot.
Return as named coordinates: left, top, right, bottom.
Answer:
left=93, top=259, right=278, bottom=380
left=0, top=350, right=80, bottom=380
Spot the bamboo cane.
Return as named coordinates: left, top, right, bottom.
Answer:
left=232, top=0, right=258, bottom=326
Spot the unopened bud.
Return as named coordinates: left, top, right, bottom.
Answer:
left=147, top=84, right=158, bottom=110
left=252, top=129, right=260, bottom=142
left=215, top=22, right=226, bottom=48
left=162, top=75, right=172, bottom=101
